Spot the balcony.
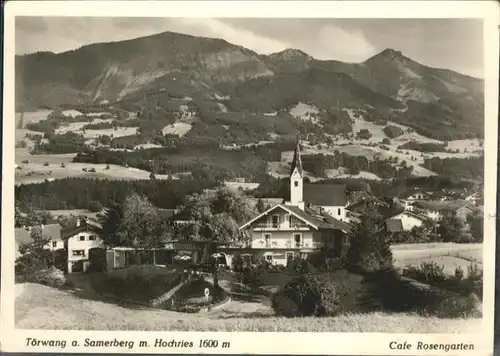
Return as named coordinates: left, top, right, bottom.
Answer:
left=252, top=223, right=309, bottom=230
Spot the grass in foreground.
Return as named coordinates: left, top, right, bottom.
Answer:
left=15, top=283, right=481, bottom=333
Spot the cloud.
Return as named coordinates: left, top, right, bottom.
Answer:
left=311, top=25, right=377, bottom=62
left=176, top=18, right=290, bottom=54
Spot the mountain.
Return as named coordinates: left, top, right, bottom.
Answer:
left=15, top=31, right=484, bottom=139
left=16, top=31, right=272, bottom=108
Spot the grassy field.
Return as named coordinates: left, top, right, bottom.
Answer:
left=391, top=243, right=483, bottom=276
left=15, top=283, right=480, bottom=332
left=15, top=150, right=172, bottom=185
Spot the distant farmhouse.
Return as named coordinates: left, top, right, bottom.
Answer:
left=412, top=200, right=476, bottom=222
left=233, top=141, right=352, bottom=267
left=386, top=211, right=428, bottom=232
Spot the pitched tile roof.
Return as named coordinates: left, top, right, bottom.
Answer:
left=413, top=200, right=474, bottom=212
left=61, top=221, right=102, bottom=239
left=239, top=204, right=351, bottom=233
left=15, top=224, right=63, bottom=255
left=385, top=219, right=404, bottom=232
left=303, top=184, right=347, bottom=206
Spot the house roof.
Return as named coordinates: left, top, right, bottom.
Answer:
left=15, top=224, right=63, bottom=247
left=413, top=200, right=474, bottom=212
left=346, top=190, right=387, bottom=209
left=15, top=228, right=32, bottom=247
left=239, top=204, right=351, bottom=233
left=290, top=140, right=303, bottom=176
left=303, top=184, right=347, bottom=206
left=386, top=219, right=404, bottom=232
left=392, top=211, right=428, bottom=221
left=61, top=221, right=102, bottom=239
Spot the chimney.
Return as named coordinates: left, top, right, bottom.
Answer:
left=76, top=218, right=81, bottom=227
left=298, top=201, right=305, bottom=211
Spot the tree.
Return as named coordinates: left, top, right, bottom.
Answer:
left=345, top=206, right=393, bottom=274
left=437, top=213, right=464, bottom=242
left=256, top=198, right=266, bottom=213
left=116, top=194, right=165, bottom=258
left=15, top=226, right=55, bottom=279
left=88, top=200, right=103, bottom=213
left=178, top=186, right=256, bottom=243
left=467, top=213, right=483, bottom=242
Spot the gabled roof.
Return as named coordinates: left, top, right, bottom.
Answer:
left=413, top=200, right=474, bottom=212
left=304, top=184, right=347, bottom=206
left=239, top=204, right=351, bottom=233
left=61, top=221, right=102, bottom=240
left=385, top=219, right=404, bottom=232
left=392, top=210, right=428, bottom=221
left=15, top=224, right=63, bottom=247
left=290, top=140, right=303, bottom=176
left=346, top=190, right=388, bottom=209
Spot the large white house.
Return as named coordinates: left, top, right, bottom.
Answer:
left=62, top=219, right=104, bottom=273
left=236, top=140, right=351, bottom=266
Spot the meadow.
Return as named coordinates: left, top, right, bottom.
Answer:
left=391, top=243, right=483, bottom=276
left=15, top=283, right=480, bottom=332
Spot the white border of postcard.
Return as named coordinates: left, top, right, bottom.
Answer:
left=2, top=1, right=499, bottom=355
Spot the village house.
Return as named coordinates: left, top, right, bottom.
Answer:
left=235, top=140, right=351, bottom=267
left=402, top=191, right=430, bottom=211
left=412, top=200, right=476, bottom=222
left=386, top=211, right=428, bottom=231
left=465, top=192, right=483, bottom=206
left=15, top=223, right=64, bottom=258
left=63, top=218, right=104, bottom=273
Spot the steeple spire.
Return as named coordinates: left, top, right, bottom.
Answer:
left=290, top=137, right=303, bottom=177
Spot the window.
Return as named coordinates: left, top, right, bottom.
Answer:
left=72, top=250, right=85, bottom=257
left=294, top=233, right=302, bottom=248
left=266, top=255, right=273, bottom=262
left=271, top=215, right=279, bottom=228
left=338, top=208, right=341, bottom=216
left=89, top=235, right=96, bottom=241
left=52, top=241, right=57, bottom=248
left=294, top=181, right=299, bottom=187
left=79, top=235, right=85, bottom=241
left=264, top=234, right=271, bottom=247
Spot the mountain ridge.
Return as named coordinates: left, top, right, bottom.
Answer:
left=15, top=30, right=484, bottom=140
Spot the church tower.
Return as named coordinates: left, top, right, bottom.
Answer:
left=290, top=139, right=304, bottom=209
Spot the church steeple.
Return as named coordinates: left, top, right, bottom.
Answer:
left=290, top=138, right=303, bottom=177
left=290, top=137, right=304, bottom=209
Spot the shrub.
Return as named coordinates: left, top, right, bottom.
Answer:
left=280, top=274, right=341, bottom=316
left=430, top=293, right=482, bottom=318
left=454, top=266, right=464, bottom=280
left=88, top=200, right=103, bottom=212
left=274, top=270, right=366, bottom=317
left=286, top=257, right=316, bottom=274
left=272, top=291, right=302, bottom=317
left=35, top=267, right=66, bottom=288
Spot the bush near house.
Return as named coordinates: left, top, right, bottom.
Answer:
left=402, top=262, right=483, bottom=300
left=89, top=265, right=183, bottom=303
left=272, top=270, right=366, bottom=317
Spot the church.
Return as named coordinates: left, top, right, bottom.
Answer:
left=236, top=140, right=352, bottom=266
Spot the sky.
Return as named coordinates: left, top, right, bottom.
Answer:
left=15, top=17, right=484, bottom=78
